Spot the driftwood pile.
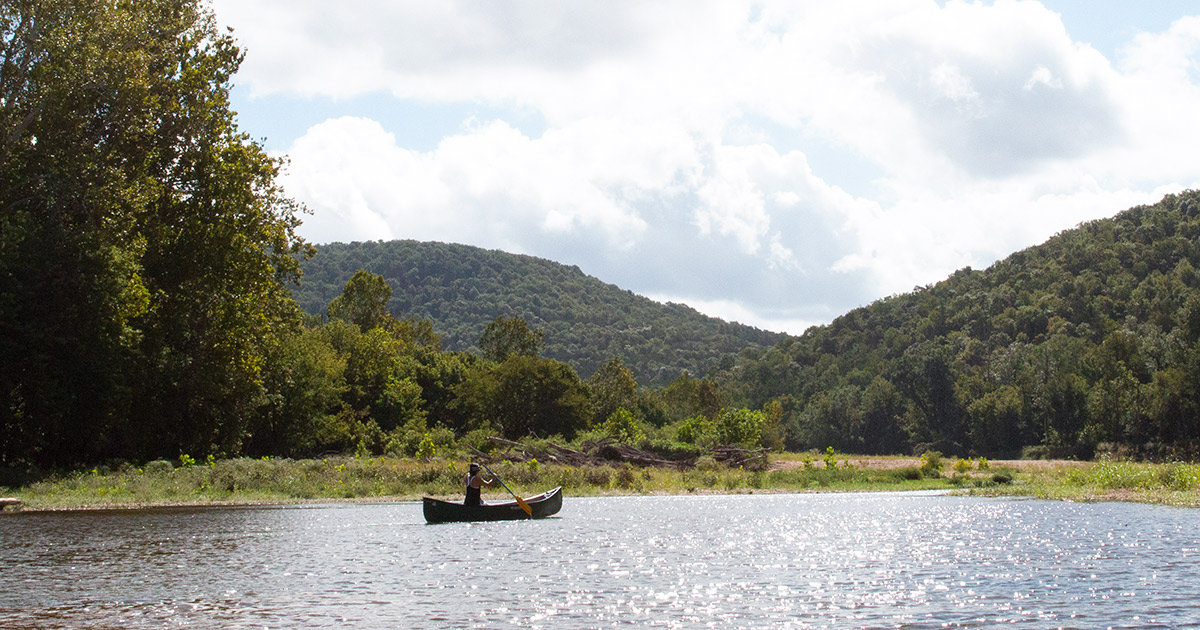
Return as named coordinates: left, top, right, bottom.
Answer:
left=479, top=437, right=768, bottom=471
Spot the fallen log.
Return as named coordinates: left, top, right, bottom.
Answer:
left=0, top=497, right=21, bottom=510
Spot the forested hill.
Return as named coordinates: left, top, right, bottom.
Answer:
left=292, top=240, right=789, bottom=385
left=717, top=191, right=1200, bottom=460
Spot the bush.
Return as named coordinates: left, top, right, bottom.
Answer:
left=1020, top=445, right=1051, bottom=460
left=583, top=466, right=613, bottom=487
left=919, top=451, right=943, bottom=476
left=601, top=409, right=645, bottom=444
left=714, top=408, right=765, bottom=448
left=614, top=465, right=637, bottom=489
left=639, top=439, right=703, bottom=462
left=675, top=416, right=712, bottom=445
left=458, top=428, right=498, bottom=454
left=414, top=433, right=437, bottom=460
left=823, top=446, right=839, bottom=470
left=890, top=467, right=923, bottom=481
left=144, top=460, right=174, bottom=475
left=1160, top=463, right=1200, bottom=490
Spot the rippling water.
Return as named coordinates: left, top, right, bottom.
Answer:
left=2, top=491, right=1199, bottom=628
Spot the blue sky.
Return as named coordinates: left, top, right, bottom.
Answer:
left=214, top=0, right=1200, bottom=335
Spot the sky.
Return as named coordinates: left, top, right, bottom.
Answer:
left=211, top=0, right=1200, bottom=335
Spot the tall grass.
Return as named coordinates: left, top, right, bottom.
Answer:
left=8, top=456, right=1200, bottom=510
left=1065, top=460, right=1200, bottom=492
left=13, top=457, right=469, bottom=509
left=971, top=459, right=1200, bottom=506
left=6, top=456, right=949, bottom=510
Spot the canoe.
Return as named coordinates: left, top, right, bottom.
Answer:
left=423, top=486, right=562, bottom=523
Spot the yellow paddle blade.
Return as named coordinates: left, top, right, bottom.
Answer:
left=515, top=495, right=532, bottom=515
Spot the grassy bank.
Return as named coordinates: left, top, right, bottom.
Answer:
left=2, top=455, right=1198, bottom=511
left=967, top=459, right=1200, bottom=507
left=4, top=455, right=950, bottom=511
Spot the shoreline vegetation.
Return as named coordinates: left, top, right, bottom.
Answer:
left=4, top=453, right=1198, bottom=512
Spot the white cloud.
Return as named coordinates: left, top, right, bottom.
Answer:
left=283, top=116, right=658, bottom=253
left=220, top=1, right=1200, bottom=335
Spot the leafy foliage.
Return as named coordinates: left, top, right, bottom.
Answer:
left=0, top=0, right=308, bottom=468
left=718, top=191, right=1200, bottom=459
left=478, top=315, right=544, bottom=362
left=291, top=240, right=788, bottom=385
left=327, top=269, right=396, bottom=333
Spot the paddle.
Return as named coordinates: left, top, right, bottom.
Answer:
left=481, top=463, right=532, bottom=516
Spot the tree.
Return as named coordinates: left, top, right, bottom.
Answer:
left=455, top=355, right=589, bottom=439
left=327, top=269, right=396, bottom=333
left=248, top=328, right=346, bottom=457
left=697, top=379, right=722, bottom=420
left=478, top=316, right=544, bottom=362
left=587, top=356, right=639, bottom=426
left=1, top=0, right=309, bottom=466
left=859, top=377, right=908, bottom=454
left=966, top=385, right=1023, bottom=457
left=895, top=341, right=966, bottom=454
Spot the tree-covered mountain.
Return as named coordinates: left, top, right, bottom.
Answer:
left=292, top=241, right=789, bottom=385
left=714, top=191, right=1200, bottom=460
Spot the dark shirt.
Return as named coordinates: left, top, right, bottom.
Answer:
left=464, top=473, right=483, bottom=506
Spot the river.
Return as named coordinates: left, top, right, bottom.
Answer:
left=1, top=491, right=1198, bottom=628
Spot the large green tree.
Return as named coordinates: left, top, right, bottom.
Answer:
left=327, top=269, right=396, bottom=333
left=0, top=0, right=308, bottom=467
left=478, top=316, right=545, bottom=362
left=455, top=355, right=590, bottom=440
left=587, top=356, right=638, bottom=426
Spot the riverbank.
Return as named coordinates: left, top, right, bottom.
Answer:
left=2, top=454, right=1198, bottom=511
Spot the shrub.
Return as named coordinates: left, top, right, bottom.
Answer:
left=1091, top=461, right=1157, bottom=489
left=414, top=433, right=437, bottom=460
left=614, top=465, right=637, bottom=489
left=459, top=428, right=498, bottom=454
left=639, top=439, right=703, bottom=462
left=601, top=408, right=645, bottom=444
left=714, top=408, right=765, bottom=448
left=583, top=466, right=613, bottom=487
left=1021, top=445, right=1051, bottom=460
left=890, top=467, right=923, bottom=481
left=675, top=416, right=711, bottom=445
left=1160, top=463, right=1200, bottom=491
left=145, top=460, right=174, bottom=475
left=919, top=451, right=943, bottom=476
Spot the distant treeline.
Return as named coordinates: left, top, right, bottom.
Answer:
left=292, top=240, right=789, bottom=386
left=714, top=191, right=1200, bottom=461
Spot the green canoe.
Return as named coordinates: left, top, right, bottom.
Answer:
left=423, top=486, right=563, bottom=523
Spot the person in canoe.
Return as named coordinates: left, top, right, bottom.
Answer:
left=464, top=462, right=495, bottom=506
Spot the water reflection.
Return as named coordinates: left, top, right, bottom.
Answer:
left=2, top=492, right=1199, bottom=628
